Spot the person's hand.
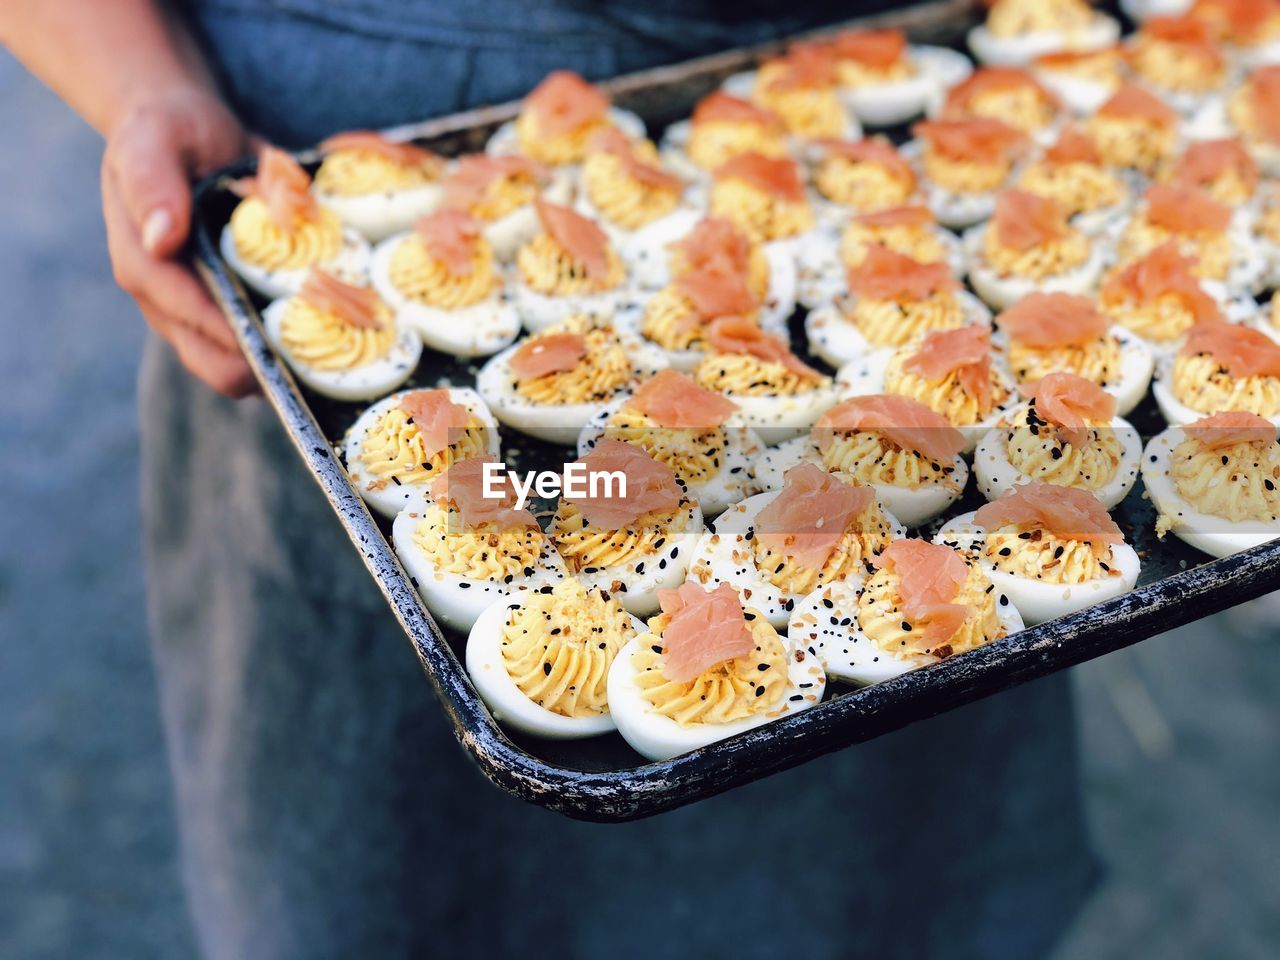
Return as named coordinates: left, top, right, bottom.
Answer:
left=102, top=87, right=258, bottom=397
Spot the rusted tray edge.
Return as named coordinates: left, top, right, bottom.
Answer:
left=189, top=0, right=1280, bottom=822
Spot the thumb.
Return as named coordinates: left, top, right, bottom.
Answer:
left=105, top=109, right=193, bottom=259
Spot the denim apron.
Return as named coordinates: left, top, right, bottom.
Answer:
left=142, top=4, right=1098, bottom=957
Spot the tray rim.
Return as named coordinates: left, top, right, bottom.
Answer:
left=189, top=0, right=1280, bottom=822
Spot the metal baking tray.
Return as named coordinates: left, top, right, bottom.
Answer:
left=190, top=0, right=1280, bottom=821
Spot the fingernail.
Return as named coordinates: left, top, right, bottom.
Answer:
left=142, top=209, right=173, bottom=254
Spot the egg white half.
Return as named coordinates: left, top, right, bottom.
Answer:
left=342, top=386, right=501, bottom=518
left=839, top=45, right=973, bottom=127
left=220, top=224, right=371, bottom=301
left=464, top=593, right=646, bottom=739
left=787, top=578, right=1024, bottom=686
left=576, top=397, right=765, bottom=516
left=261, top=297, right=421, bottom=401
left=369, top=233, right=521, bottom=358
left=973, top=408, right=1143, bottom=508
left=315, top=182, right=443, bottom=242
left=391, top=495, right=568, bottom=633
left=606, top=628, right=827, bottom=761
left=753, top=433, right=969, bottom=527
left=1141, top=425, right=1280, bottom=558
left=934, top=510, right=1140, bottom=625
left=966, top=15, right=1121, bottom=67
left=686, top=489, right=904, bottom=629
left=806, top=288, right=990, bottom=369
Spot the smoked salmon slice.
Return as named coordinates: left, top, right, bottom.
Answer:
left=298, top=270, right=383, bottom=329
left=535, top=200, right=612, bottom=281
left=1042, top=124, right=1102, bottom=167
left=903, top=326, right=995, bottom=412
left=1142, top=183, right=1232, bottom=235
left=705, top=317, right=821, bottom=379
left=414, top=209, right=483, bottom=277
left=524, top=70, right=610, bottom=136
left=755, top=462, right=876, bottom=573
left=674, top=217, right=756, bottom=279
left=990, top=189, right=1069, bottom=251
left=871, top=539, right=969, bottom=649
left=912, top=117, right=1028, bottom=163
left=231, top=145, right=319, bottom=230
left=996, top=292, right=1109, bottom=348
left=854, top=205, right=936, bottom=229
left=944, top=66, right=1058, bottom=114
left=846, top=245, right=958, bottom=302
left=693, top=91, right=781, bottom=130
left=1102, top=241, right=1223, bottom=325
left=762, top=42, right=837, bottom=90
left=563, top=438, right=683, bottom=530
left=816, top=136, right=915, bottom=188
left=431, top=458, right=537, bottom=530
left=588, top=127, right=683, bottom=191
left=1023, top=371, right=1117, bottom=447
left=714, top=152, right=806, bottom=202
left=623, top=369, right=739, bottom=429
left=318, top=130, right=441, bottom=171
left=1172, top=138, right=1258, bottom=195
left=399, top=389, right=474, bottom=458
left=655, top=581, right=755, bottom=683
left=510, top=331, right=587, bottom=382
left=832, top=28, right=908, bottom=68
left=441, top=154, right=541, bottom=213
left=1183, top=410, right=1278, bottom=450
left=1181, top=323, right=1280, bottom=378
left=1140, top=15, right=1223, bottom=65
left=1097, top=84, right=1179, bottom=127
left=814, top=395, right=966, bottom=462
left=975, top=481, right=1122, bottom=549
left=675, top=267, right=760, bottom=321
left=1248, top=65, right=1280, bottom=144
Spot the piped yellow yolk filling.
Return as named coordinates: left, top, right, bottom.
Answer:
left=582, top=147, right=681, bottom=231
left=1164, top=437, right=1280, bottom=526
left=1171, top=352, right=1280, bottom=416
left=230, top=197, right=343, bottom=272
left=1169, top=167, right=1254, bottom=207
left=514, top=110, right=612, bottom=166
left=1006, top=335, right=1123, bottom=387
left=814, top=157, right=914, bottom=210
left=313, top=149, right=438, bottom=197
left=921, top=145, right=1011, bottom=194
left=357, top=407, right=489, bottom=490
left=841, top=222, right=947, bottom=269
left=640, top=285, right=759, bottom=352
left=708, top=179, right=814, bottom=245
left=388, top=234, right=498, bottom=310
left=986, top=0, right=1093, bottom=37
left=458, top=171, right=540, bottom=222
left=1003, top=404, right=1122, bottom=491
left=1130, top=38, right=1224, bottom=94
left=752, top=499, right=894, bottom=596
left=517, top=232, right=626, bottom=297
left=514, top=328, right=633, bottom=405
left=551, top=499, right=690, bottom=574
left=983, top=524, right=1114, bottom=584
left=632, top=610, right=789, bottom=726
left=964, top=88, right=1056, bottom=136
left=1086, top=116, right=1175, bottom=175
left=1227, top=86, right=1271, bottom=146
left=982, top=225, right=1091, bottom=281
left=411, top=503, right=545, bottom=581
left=857, top=562, right=1005, bottom=660
left=602, top=407, right=727, bottom=485
left=1017, top=161, right=1124, bottom=217
left=500, top=580, right=633, bottom=718
left=753, top=83, right=848, bottom=140
left=1101, top=290, right=1198, bottom=343
left=1117, top=219, right=1231, bottom=282
left=846, top=291, right=966, bottom=349
left=821, top=433, right=961, bottom=489
left=687, top=120, right=789, bottom=172
left=884, top=353, right=1011, bottom=425
left=695, top=353, right=828, bottom=398
left=835, top=57, right=913, bottom=88
left=669, top=243, right=771, bottom=304
left=1040, top=52, right=1123, bottom=87
left=278, top=297, right=395, bottom=370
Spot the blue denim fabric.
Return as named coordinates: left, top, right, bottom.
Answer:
left=140, top=4, right=1099, bottom=957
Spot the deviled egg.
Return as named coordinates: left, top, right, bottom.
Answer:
left=661, top=91, right=790, bottom=181
left=1192, top=65, right=1280, bottom=176
left=1125, top=15, right=1228, bottom=113
left=707, top=151, right=815, bottom=249
left=735, top=41, right=858, bottom=140
left=1015, top=124, right=1131, bottom=234
left=968, top=0, right=1120, bottom=67
left=908, top=117, right=1030, bottom=228
left=437, top=154, right=573, bottom=262
left=1153, top=321, right=1280, bottom=425
left=312, top=130, right=444, bottom=241
left=936, top=66, right=1064, bottom=142
left=1163, top=137, right=1260, bottom=206
left=1085, top=84, right=1181, bottom=176
left=576, top=128, right=689, bottom=248
left=829, top=27, right=973, bottom=127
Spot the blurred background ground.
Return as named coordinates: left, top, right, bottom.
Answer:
left=1, top=50, right=1277, bottom=960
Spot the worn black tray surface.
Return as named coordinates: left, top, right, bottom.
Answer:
left=191, top=0, right=1280, bottom=820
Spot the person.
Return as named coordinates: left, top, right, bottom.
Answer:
left=1, top=3, right=1098, bottom=957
